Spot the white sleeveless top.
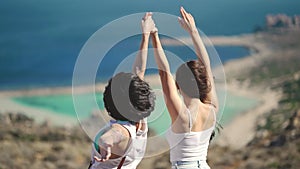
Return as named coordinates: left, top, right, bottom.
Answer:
left=166, top=109, right=216, bottom=162
left=90, top=119, right=148, bottom=169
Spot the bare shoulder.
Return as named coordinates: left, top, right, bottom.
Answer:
left=110, top=123, right=130, bottom=138
left=197, top=103, right=216, bottom=129
left=199, top=103, right=216, bottom=118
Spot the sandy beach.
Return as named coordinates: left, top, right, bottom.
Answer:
left=213, top=81, right=281, bottom=149
left=0, top=34, right=280, bottom=149
left=210, top=34, right=281, bottom=149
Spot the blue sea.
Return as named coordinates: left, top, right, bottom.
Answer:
left=1, top=1, right=299, bottom=134
left=1, top=0, right=299, bottom=90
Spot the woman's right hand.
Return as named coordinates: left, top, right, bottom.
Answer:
left=141, top=12, right=157, bottom=34
left=178, top=7, right=197, bottom=34
left=94, top=138, right=112, bottom=162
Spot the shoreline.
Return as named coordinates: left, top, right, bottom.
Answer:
left=0, top=34, right=279, bottom=149
left=213, top=81, right=281, bottom=149
left=0, top=97, right=78, bottom=127
left=211, top=33, right=281, bottom=149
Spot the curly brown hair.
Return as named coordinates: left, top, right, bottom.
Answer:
left=103, top=72, right=155, bottom=122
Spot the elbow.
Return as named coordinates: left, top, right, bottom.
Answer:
left=137, top=71, right=145, bottom=80
left=159, top=70, right=170, bottom=80
left=158, top=70, right=165, bottom=77
left=133, top=67, right=145, bottom=80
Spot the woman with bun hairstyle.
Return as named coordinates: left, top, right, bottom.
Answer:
left=88, top=12, right=156, bottom=169
left=151, top=7, right=218, bottom=169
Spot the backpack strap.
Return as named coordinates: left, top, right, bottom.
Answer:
left=117, top=156, right=126, bottom=169
left=88, top=160, right=93, bottom=169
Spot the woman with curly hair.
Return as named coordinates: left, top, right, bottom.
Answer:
left=151, top=7, right=218, bottom=169
left=88, top=12, right=156, bottom=169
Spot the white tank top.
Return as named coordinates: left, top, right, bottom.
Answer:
left=166, top=109, right=216, bottom=162
left=90, top=120, right=148, bottom=169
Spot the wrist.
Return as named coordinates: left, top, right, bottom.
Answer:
left=151, top=31, right=159, bottom=39
left=142, top=33, right=150, bottom=38
left=189, top=28, right=199, bottom=35
left=142, top=33, right=150, bottom=45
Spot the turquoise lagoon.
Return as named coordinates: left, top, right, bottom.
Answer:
left=13, top=90, right=258, bottom=135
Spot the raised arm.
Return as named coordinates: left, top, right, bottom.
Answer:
left=151, top=29, right=183, bottom=120
left=178, top=7, right=218, bottom=110
left=132, top=12, right=155, bottom=80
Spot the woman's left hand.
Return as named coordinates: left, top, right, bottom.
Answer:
left=178, top=7, right=197, bottom=34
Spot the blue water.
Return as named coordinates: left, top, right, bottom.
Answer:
left=13, top=90, right=258, bottom=134
left=14, top=93, right=104, bottom=119
left=0, top=34, right=250, bottom=90
left=1, top=0, right=299, bottom=90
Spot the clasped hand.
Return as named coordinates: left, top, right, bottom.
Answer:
left=141, top=12, right=158, bottom=34
left=141, top=7, right=197, bottom=35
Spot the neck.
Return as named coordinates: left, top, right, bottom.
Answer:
left=182, top=94, right=201, bottom=109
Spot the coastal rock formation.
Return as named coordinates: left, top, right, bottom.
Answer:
left=266, top=14, right=300, bottom=29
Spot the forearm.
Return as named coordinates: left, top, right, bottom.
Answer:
left=132, top=33, right=150, bottom=80
left=151, top=32, right=171, bottom=73
left=189, top=29, right=211, bottom=66
left=190, top=30, right=219, bottom=109
left=151, top=32, right=176, bottom=98
left=178, top=7, right=218, bottom=109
